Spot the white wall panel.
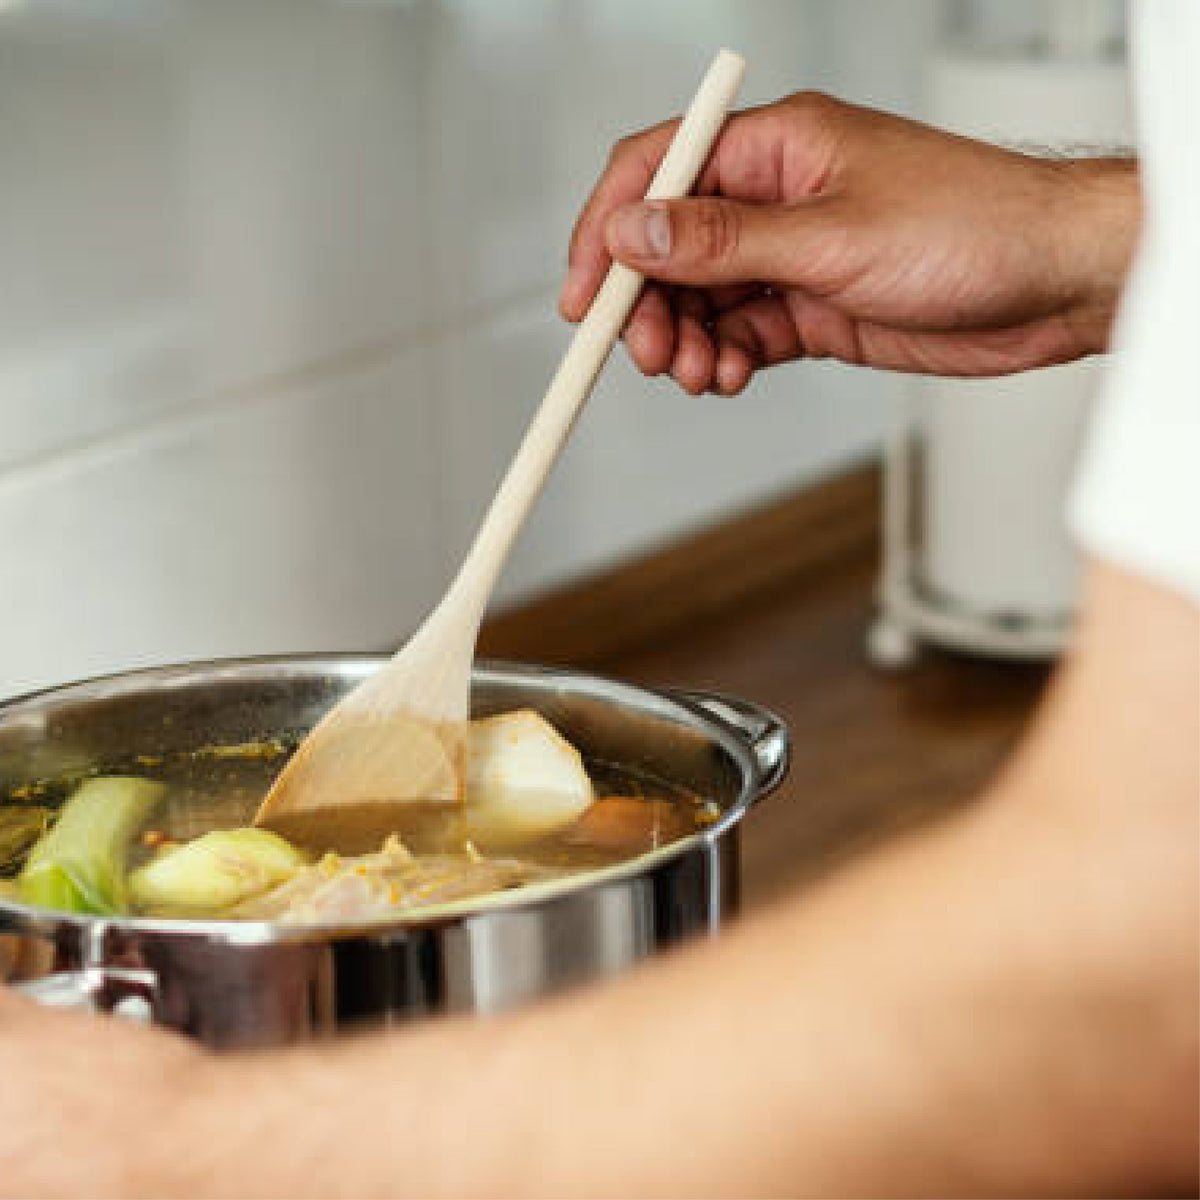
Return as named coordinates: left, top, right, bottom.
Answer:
left=0, top=0, right=431, bottom=474
left=0, top=7, right=191, bottom=469
left=0, top=350, right=438, bottom=698
left=432, top=299, right=888, bottom=606
left=179, top=1, right=431, bottom=392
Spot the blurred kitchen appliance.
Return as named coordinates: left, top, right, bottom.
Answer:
left=869, top=0, right=1133, bottom=667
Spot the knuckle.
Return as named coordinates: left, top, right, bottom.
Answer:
left=791, top=89, right=832, bottom=114
left=692, top=201, right=740, bottom=262
left=787, top=89, right=842, bottom=130
left=607, top=132, right=639, bottom=165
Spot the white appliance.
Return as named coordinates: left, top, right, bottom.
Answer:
left=870, top=0, right=1133, bottom=667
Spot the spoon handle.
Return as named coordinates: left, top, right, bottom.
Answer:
left=446, top=48, right=747, bottom=619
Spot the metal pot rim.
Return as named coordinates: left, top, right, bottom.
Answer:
left=0, top=653, right=788, bottom=944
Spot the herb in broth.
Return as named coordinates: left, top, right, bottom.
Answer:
left=0, top=807, right=51, bottom=874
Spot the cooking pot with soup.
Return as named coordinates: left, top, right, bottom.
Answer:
left=0, top=656, right=788, bottom=1048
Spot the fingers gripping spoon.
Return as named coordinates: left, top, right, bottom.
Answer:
left=254, top=50, right=747, bottom=851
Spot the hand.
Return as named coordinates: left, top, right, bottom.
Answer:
left=561, top=91, right=1139, bottom=394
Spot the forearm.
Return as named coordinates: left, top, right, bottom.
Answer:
left=200, top=807, right=1187, bottom=1198
left=7, top=783, right=1183, bottom=1200
left=193, top=566, right=1194, bottom=1200
left=0, top=991, right=206, bottom=1198
left=14, top=561, right=1189, bottom=1199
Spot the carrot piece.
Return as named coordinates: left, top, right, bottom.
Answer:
left=566, top=795, right=690, bottom=852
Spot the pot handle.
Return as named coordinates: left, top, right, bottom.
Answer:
left=13, top=967, right=157, bottom=1024
left=670, top=690, right=790, bottom=796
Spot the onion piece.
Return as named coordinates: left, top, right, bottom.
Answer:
left=463, top=710, right=594, bottom=846
left=129, top=828, right=309, bottom=913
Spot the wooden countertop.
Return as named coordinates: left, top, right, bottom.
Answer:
left=484, top=463, right=1051, bottom=909
left=603, top=552, right=1050, bottom=909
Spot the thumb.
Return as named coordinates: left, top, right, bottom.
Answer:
left=604, top=197, right=830, bottom=287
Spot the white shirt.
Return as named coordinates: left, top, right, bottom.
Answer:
left=1069, top=2, right=1200, bottom=604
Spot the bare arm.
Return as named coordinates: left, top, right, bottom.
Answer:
left=0, top=99, right=1186, bottom=1200
left=204, top=563, right=1196, bottom=1198
left=7, top=557, right=1183, bottom=1198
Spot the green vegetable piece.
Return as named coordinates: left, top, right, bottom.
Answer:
left=128, top=828, right=308, bottom=912
left=18, top=777, right=165, bottom=915
left=0, top=806, right=51, bottom=873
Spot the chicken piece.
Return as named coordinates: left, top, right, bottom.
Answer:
left=233, top=835, right=554, bottom=924
left=464, top=710, right=594, bottom=847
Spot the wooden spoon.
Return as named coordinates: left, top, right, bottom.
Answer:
left=255, top=49, right=747, bottom=851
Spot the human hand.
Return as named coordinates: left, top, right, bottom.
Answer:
left=561, top=92, right=1138, bottom=394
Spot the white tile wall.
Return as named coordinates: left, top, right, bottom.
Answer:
left=0, top=0, right=939, bottom=697
left=0, top=6, right=192, bottom=467
left=0, top=0, right=431, bottom=463
left=432, top=299, right=891, bottom=604
left=0, top=349, right=439, bottom=697
left=179, top=0, right=432, bottom=391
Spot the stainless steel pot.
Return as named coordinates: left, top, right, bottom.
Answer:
left=0, top=655, right=787, bottom=1048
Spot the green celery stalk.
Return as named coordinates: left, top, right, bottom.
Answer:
left=19, top=776, right=164, bottom=915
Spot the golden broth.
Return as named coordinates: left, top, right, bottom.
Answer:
left=2, top=739, right=718, bottom=919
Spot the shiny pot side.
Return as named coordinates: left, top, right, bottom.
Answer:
left=0, top=657, right=788, bottom=1048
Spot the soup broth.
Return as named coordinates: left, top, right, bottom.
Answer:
left=1, top=737, right=719, bottom=923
